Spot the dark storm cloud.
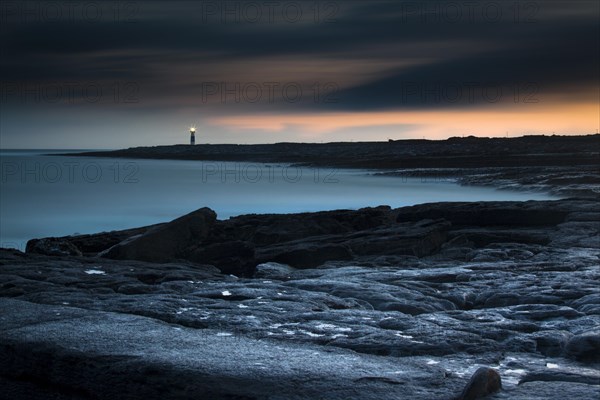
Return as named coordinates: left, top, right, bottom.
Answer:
left=1, top=0, right=598, bottom=111
left=332, top=17, right=600, bottom=110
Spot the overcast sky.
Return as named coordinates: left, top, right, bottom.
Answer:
left=1, top=0, right=598, bottom=148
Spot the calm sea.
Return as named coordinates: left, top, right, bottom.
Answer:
left=0, top=150, right=558, bottom=250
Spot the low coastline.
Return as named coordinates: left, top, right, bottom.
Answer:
left=64, top=134, right=600, bottom=198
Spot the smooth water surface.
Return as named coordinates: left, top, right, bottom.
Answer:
left=0, top=150, right=559, bottom=249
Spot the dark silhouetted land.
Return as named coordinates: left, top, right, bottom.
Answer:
left=69, top=134, right=600, bottom=169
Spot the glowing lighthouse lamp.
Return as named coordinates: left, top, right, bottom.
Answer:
left=189, top=126, right=196, bottom=145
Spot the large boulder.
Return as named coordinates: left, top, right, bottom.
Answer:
left=101, top=208, right=217, bottom=262
left=455, top=367, right=501, bottom=400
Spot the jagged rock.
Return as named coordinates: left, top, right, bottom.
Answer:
left=26, top=238, right=82, bottom=257
left=564, top=330, right=600, bottom=361
left=254, top=262, right=296, bottom=280
left=67, top=225, right=160, bottom=255
left=101, top=207, right=216, bottom=262
left=187, top=240, right=255, bottom=275
left=529, top=331, right=572, bottom=356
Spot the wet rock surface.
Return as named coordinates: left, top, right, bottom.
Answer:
left=2, top=199, right=600, bottom=399
left=375, top=165, right=600, bottom=199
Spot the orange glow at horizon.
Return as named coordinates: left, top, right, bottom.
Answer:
left=206, top=103, right=599, bottom=140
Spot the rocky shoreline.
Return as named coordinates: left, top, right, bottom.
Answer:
left=2, top=198, right=599, bottom=399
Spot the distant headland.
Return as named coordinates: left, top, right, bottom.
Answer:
left=65, top=134, right=600, bottom=170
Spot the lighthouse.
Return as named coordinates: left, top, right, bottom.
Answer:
left=190, top=126, right=196, bottom=145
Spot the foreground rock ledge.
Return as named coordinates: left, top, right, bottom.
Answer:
left=0, top=298, right=460, bottom=400
left=3, top=199, right=600, bottom=399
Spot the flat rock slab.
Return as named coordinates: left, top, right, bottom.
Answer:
left=0, top=299, right=456, bottom=400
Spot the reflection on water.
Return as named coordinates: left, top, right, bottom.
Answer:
left=0, top=151, right=558, bottom=250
